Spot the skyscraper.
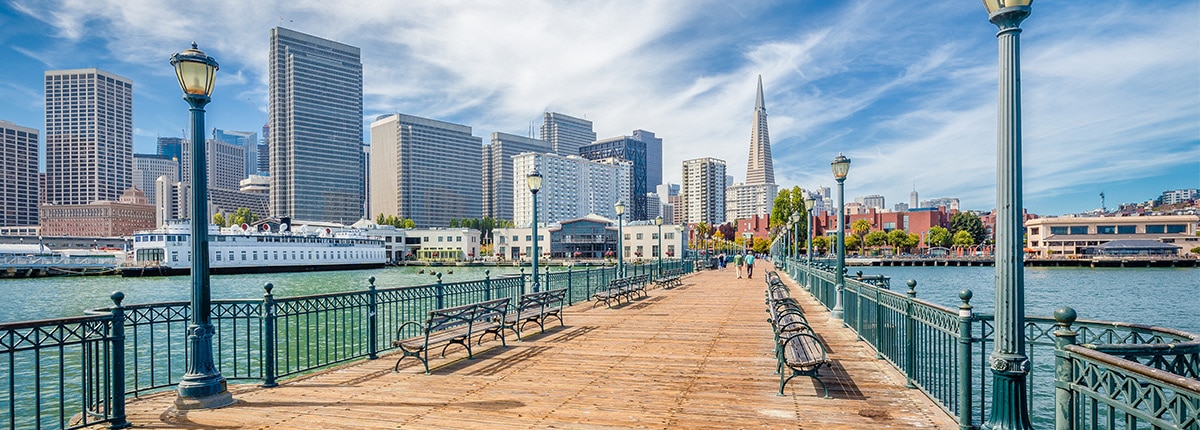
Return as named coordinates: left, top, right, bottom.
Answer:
left=511, top=152, right=630, bottom=227
left=540, top=112, right=595, bottom=156
left=682, top=157, right=727, bottom=225
left=269, top=27, right=364, bottom=224
left=133, top=153, right=178, bottom=205
left=157, top=137, right=183, bottom=162
left=43, top=68, right=133, bottom=206
left=631, top=129, right=662, bottom=190
left=212, top=128, right=258, bottom=178
left=746, top=75, right=775, bottom=185
left=482, top=132, right=553, bottom=222
left=181, top=139, right=246, bottom=193
left=370, top=113, right=482, bottom=228
left=726, top=75, right=779, bottom=221
left=580, top=136, right=647, bottom=220
left=0, top=120, right=39, bottom=227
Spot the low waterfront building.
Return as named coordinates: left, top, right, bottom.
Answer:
left=493, top=215, right=686, bottom=262
left=347, top=220, right=480, bottom=263
left=1024, top=215, right=1199, bottom=257
left=39, top=188, right=155, bottom=237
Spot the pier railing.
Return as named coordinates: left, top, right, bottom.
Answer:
left=779, top=255, right=1200, bottom=429
left=0, top=259, right=693, bottom=427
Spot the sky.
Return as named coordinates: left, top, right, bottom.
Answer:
left=0, top=1, right=1197, bottom=217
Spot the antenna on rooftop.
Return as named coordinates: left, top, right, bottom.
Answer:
left=1100, top=191, right=1107, bottom=212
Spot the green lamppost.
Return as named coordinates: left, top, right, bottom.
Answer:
left=791, top=212, right=801, bottom=261
left=655, top=215, right=663, bottom=275
left=170, top=43, right=233, bottom=409
left=830, top=153, right=850, bottom=322
left=804, top=197, right=816, bottom=265
left=615, top=201, right=626, bottom=276
left=527, top=171, right=543, bottom=293
left=982, top=1, right=1034, bottom=428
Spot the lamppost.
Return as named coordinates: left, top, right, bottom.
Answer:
left=804, top=198, right=815, bottom=265
left=982, top=1, right=1034, bottom=428
left=527, top=171, right=543, bottom=293
left=655, top=216, right=663, bottom=275
left=830, top=153, right=850, bottom=322
left=791, top=212, right=801, bottom=261
left=615, top=201, right=626, bottom=276
left=742, top=232, right=751, bottom=256
left=170, top=43, right=233, bottom=409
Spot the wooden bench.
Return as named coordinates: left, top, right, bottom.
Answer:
left=654, top=268, right=684, bottom=289
left=501, top=288, right=567, bottom=338
left=763, top=273, right=831, bottom=398
left=591, top=275, right=648, bottom=308
left=392, top=297, right=510, bottom=374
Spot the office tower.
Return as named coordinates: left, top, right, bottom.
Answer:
left=257, top=124, right=269, bottom=175
left=631, top=129, right=662, bottom=190
left=862, top=194, right=885, bottom=210
left=682, top=157, right=727, bottom=225
left=910, top=188, right=919, bottom=209
left=746, top=75, right=775, bottom=185
left=370, top=113, right=482, bottom=228
left=269, top=27, right=364, bottom=224
left=646, top=192, right=661, bottom=220
left=181, top=139, right=246, bottom=192
left=657, top=183, right=680, bottom=205
left=157, top=137, right=183, bottom=162
left=43, top=68, right=133, bottom=206
left=156, top=177, right=187, bottom=226
left=511, top=152, right=630, bottom=227
left=362, top=143, right=370, bottom=218
left=133, top=154, right=178, bottom=205
left=669, top=194, right=684, bottom=226
left=540, top=112, right=595, bottom=156
left=482, top=132, right=554, bottom=222
left=920, top=197, right=961, bottom=212
left=580, top=136, right=647, bottom=220
left=726, top=75, right=779, bottom=221
left=213, top=128, right=258, bottom=178
left=0, top=120, right=39, bottom=227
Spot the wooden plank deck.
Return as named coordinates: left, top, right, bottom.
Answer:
left=112, top=264, right=957, bottom=429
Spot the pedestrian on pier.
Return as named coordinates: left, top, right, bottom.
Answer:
left=718, top=253, right=727, bottom=270
left=745, top=253, right=756, bottom=279
left=734, top=252, right=744, bottom=278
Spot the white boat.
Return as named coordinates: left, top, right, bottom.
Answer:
left=122, top=220, right=387, bottom=276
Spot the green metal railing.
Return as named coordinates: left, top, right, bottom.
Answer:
left=1, top=259, right=695, bottom=426
left=778, top=255, right=1200, bottom=429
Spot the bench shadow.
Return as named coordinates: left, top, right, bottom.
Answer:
left=819, top=359, right=867, bottom=400
left=431, top=343, right=553, bottom=376
left=514, top=322, right=570, bottom=342
left=620, top=295, right=665, bottom=310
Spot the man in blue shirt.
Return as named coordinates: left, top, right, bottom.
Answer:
left=745, top=253, right=756, bottom=279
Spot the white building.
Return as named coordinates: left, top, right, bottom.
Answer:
left=725, top=183, right=778, bottom=222
left=370, top=113, right=482, bottom=228
left=512, top=152, right=631, bottom=228
left=44, top=68, right=133, bottom=206
left=540, top=112, right=596, bottom=157
left=348, top=220, right=481, bottom=262
left=133, top=154, right=178, bottom=206
left=493, top=214, right=687, bottom=262
left=682, top=157, right=727, bottom=225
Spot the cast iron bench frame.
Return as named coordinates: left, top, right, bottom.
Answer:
left=392, top=297, right=510, bottom=374
left=501, top=288, right=567, bottom=338
left=654, top=268, right=684, bottom=289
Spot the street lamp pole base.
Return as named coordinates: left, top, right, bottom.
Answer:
left=174, top=390, right=234, bottom=410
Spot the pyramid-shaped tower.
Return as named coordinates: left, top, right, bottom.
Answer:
left=746, top=75, right=775, bottom=185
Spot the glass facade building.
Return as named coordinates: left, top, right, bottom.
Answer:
left=579, top=136, right=648, bottom=221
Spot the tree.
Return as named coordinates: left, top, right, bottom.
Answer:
left=953, top=230, right=976, bottom=248
left=213, top=213, right=227, bottom=227
left=375, top=213, right=386, bottom=225
left=695, top=222, right=711, bottom=251
left=926, top=226, right=952, bottom=248
left=887, top=229, right=910, bottom=254
left=905, top=232, right=921, bottom=252
left=752, top=237, right=770, bottom=254
left=844, top=234, right=862, bottom=253
left=812, top=236, right=830, bottom=255
left=402, top=219, right=415, bottom=229
left=770, top=188, right=791, bottom=229
left=864, top=230, right=887, bottom=254
left=230, top=208, right=259, bottom=227
left=851, top=219, right=872, bottom=253
left=950, top=212, right=987, bottom=245
left=448, top=218, right=460, bottom=228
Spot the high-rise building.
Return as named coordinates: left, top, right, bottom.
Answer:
left=482, top=132, right=554, bottom=222
left=920, top=197, right=960, bottom=211
left=181, top=139, right=246, bottom=193
left=540, top=112, right=595, bottom=156
left=861, top=194, right=886, bottom=210
left=682, top=157, right=727, bottom=225
left=212, top=128, right=258, bottom=178
left=910, top=188, right=919, bottom=210
left=370, top=113, right=482, bottom=228
left=580, top=136, right=647, bottom=220
left=257, top=124, right=269, bottom=176
left=0, top=120, right=39, bottom=227
left=631, top=129, right=662, bottom=190
left=133, top=154, right=178, bottom=205
left=43, top=68, right=133, bottom=206
left=269, top=27, right=364, bottom=224
left=1160, top=189, right=1198, bottom=205
left=157, top=137, right=183, bottom=162
left=726, top=75, right=779, bottom=221
left=746, top=75, right=775, bottom=185
left=511, top=152, right=630, bottom=227
left=361, top=143, right=370, bottom=218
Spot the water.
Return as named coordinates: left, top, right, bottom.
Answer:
left=860, top=266, right=1200, bottom=335
left=0, top=265, right=538, bottom=323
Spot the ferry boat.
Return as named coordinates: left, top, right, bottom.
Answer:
left=122, top=220, right=387, bottom=276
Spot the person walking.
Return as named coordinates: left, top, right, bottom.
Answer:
left=734, top=252, right=744, bottom=278
left=718, top=253, right=727, bottom=271
left=745, top=253, right=756, bottom=279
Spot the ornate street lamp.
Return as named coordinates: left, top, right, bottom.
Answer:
left=791, top=212, right=801, bottom=260
left=170, top=43, right=232, bottom=409
left=527, top=171, right=543, bottom=292
left=830, top=153, right=850, bottom=322
left=615, top=201, right=626, bottom=276
left=655, top=216, right=663, bottom=276
left=982, top=1, right=1034, bottom=428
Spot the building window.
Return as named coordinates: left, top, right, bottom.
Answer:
left=1146, top=225, right=1166, bottom=234
left=1050, top=227, right=1068, bottom=235
left=1166, top=224, right=1186, bottom=234
left=666, top=233, right=674, bottom=239
left=1097, top=226, right=1116, bottom=235
left=1030, top=227, right=1039, bottom=235
left=883, top=222, right=896, bottom=231
left=1069, top=226, right=1088, bottom=235
left=1117, top=225, right=1136, bottom=234
left=636, top=233, right=643, bottom=240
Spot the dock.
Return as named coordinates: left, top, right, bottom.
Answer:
left=112, top=264, right=957, bottom=429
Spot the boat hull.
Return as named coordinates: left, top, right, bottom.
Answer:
left=121, top=262, right=387, bottom=277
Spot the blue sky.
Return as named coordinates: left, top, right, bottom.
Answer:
left=1, top=1, right=1196, bottom=217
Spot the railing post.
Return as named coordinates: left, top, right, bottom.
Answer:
left=567, top=266, right=573, bottom=304
left=585, top=266, right=591, bottom=298
left=519, top=268, right=526, bottom=295
left=855, top=271, right=864, bottom=341
left=261, top=283, right=278, bottom=388
left=108, top=292, right=131, bottom=429
left=484, top=270, right=491, bottom=301
left=544, top=265, right=550, bottom=290
left=957, top=289, right=974, bottom=430
left=875, top=281, right=884, bottom=360
left=367, top=277, right=378, bottom=360
left=436, top=273, right=444, bottom=309
left=905, top=279, right=917, bottom=389
left=1053, top=307, right=1078, bottom=430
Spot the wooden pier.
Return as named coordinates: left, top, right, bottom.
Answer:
left=110, top=264, right=957, bottom=429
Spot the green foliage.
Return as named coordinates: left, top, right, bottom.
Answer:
left=752, top=237, right=770, bottom=254
left=952, top=230, right=976, bottom=247
left=375, top=213, right=385, bottom=224
left=844, top=234, right=861, bottom=252
left=448, top=218, right=460, bottom=228
left=230, top=208, right=258, bottom=227
left=812, top=236, right=830, bottom=254
left=851, top=219, right=872, bottom=246
left=770, top=188, right=791, bottom=229
left=887, top=229, right=910, bottom=252
left=950, top=212, right=987, bottom=244
left=926, top=226, right=952, bottom=248
left=1191, top=246, right=1200, bottom=254
left=864, top=230, right=888, bottom=251
left=905, top=232, right=921, bottom=250
left=213, top=213, right=227, bottom=227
